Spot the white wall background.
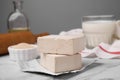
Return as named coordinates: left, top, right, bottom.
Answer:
left=1, top=0, right=120, bottom=34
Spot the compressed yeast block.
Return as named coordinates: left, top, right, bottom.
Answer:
left=40, top=53, right=82, bottom=73
left=37, top=35, right=85, bottom=55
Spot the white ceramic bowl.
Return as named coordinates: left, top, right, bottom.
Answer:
left=8, top=43, right=38, bottom=61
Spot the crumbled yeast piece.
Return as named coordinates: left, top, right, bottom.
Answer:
left=12, top=43, right=34, bottom=49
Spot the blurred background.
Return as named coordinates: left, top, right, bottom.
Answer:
left=0, top=0, right=120, bottom=34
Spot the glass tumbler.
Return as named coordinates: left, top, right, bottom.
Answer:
left=82, top=15, right=116, bottom=49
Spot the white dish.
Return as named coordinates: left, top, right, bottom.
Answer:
left=8, top=44, right=38, bottom=61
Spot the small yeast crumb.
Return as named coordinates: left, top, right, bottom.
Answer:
left=12, top=43, right=34, bottom=49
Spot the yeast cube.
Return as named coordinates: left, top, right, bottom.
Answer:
left=40, top=53, right=82, bottom=73
left=37, top=35, right=85, bottom=55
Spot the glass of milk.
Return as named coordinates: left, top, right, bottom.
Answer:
left=82, top=15, right=116, bottom=49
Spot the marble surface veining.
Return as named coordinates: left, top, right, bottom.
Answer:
left=0, top=55, right=120, bottom=80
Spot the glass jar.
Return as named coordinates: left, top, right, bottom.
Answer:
left=7, top=0, right=29, bottom=32
left=82, top=15, right=116, bottom=49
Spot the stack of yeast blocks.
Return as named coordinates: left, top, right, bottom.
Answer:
left=37, top=34, right=85, bottom=73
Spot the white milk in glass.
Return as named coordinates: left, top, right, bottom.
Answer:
left=82, top=20, right=115, bottom=48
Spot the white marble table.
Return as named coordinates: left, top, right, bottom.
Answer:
left=0, top=55, right=120, bottom=80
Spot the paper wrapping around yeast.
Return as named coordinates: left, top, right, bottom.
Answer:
left=19, top=58, right=96, bottom=76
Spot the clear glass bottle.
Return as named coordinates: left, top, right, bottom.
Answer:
left=7, top=0, right=29, bottom=32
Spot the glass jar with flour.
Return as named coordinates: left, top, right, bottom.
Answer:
left=7, top=0, right=29, bottom=32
